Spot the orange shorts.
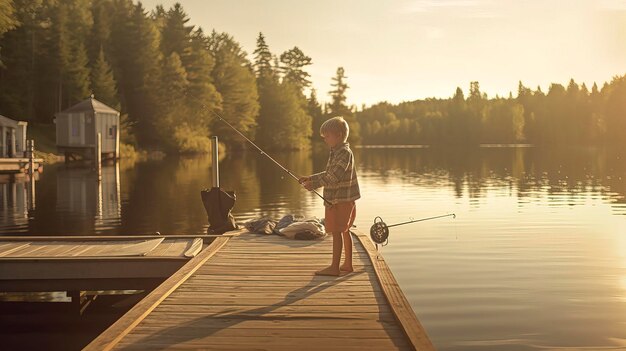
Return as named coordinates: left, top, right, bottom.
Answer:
left=324, top=201, right=356, bottom=234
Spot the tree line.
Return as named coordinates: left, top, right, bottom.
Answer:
left=0, top=0, right=355, bottom=153
left=358, top=78, right=626, bottom=147
left=1, top=0, right=624, bottom=152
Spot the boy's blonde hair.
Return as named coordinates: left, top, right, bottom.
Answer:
left=320, top=116, right=350, bottom=142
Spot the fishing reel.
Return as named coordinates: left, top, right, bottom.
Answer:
left=369, top=213, right=456, bottom=248
left=370, top=216, right=390, bottom=246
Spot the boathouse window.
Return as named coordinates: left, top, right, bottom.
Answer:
left=108, top=125, right=117, bottom=139
left=71, top=114, right=80, bottom=137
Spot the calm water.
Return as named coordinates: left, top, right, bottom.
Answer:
left=1, top=146, right=626, bottom=350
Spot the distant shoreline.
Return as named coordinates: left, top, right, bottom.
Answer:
left=355, top=144, right=535, bottom=149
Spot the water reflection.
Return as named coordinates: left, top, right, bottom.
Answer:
left=51, top=164, right=121, bottom=235
left=56, top=164, right=121, bottom=232
left=1, top=146, right=626, bottom=350
left=0, top=173, right=36, bottom=232
left=0, top=146, right=624, bottom=236
left=357, top=146, right=626, bottom=211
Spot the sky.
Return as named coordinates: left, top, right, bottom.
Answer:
left=141, top=0, right=626, bottom=107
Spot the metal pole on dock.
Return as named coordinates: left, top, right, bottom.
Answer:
left=28, top=140, right=36, bottom=210
left=28, top=140, right=34, bottom=176
left=211, top=136, right=219, bottom=188
left=96, top=133, right=102, bottom=181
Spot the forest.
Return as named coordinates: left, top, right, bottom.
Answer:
left=1, top=0, right=625, bottom=153
left=358, top=79, right=626, bottom=146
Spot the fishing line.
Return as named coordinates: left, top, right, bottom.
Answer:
left=370, top=213, right=456, bottom=249
left=184, top=92, right=331, bottom=206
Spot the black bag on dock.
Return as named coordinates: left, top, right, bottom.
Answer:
left=201, top=188, right=238, bottom=234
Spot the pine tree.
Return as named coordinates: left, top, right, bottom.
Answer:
left=329, top=67, right=349, bottom=116
left=45, top=0, right=92, bottom=111
left=151, top=4, right=167, bottom=32
left=328, top=67, right=360, bottom=142
left=0, top=0, right=41, bottom=120
left=279, top=46, right=312, bottom=93
left=308, top=89, right=324, bottom=137
left=208, top=31, right=259, bottom=148
left=253, top=32, right=281, bottom=148
left=160, top=3, right=193, bottom=64
left=186, top=28, right=221, bottom=128
left=605, top=76, right=626, bottom=145
left=0, top=0, right=18, bottom=66
left=257, top=78, right=311, bottom=150
left=90, top=46, right=119, bottom=109
left=158, top=52, right=194, bottom=152
left=253, top=32, right=272, bottom=79
left=109, top=1, right=162, bottom=147
left=88, top=0, right=113, bottom=64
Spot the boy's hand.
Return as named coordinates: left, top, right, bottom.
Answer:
left=302, top=180, right=315, bottom=191
left=298, top=176, right=315, bottom=190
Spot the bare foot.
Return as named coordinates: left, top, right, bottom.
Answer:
left=339, top=265, right=354, bottom=273
left=315, top=266, right=340, bottom=276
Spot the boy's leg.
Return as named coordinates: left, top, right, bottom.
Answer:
left=316, top=204, right=342, bottom=276
left=340, top=202, right=356, bottom=272
left=339, top=230, right=353, bottom=272
left=315, top=232, right=342, bottom=276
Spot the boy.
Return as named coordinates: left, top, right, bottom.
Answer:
left=300, top=116, right=360, bottom=276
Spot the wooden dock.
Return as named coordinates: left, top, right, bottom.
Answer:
left=85, top=230, right=435, bottom=351
left=0, top=157, right=43, bottom=173
left=0, top=235, right=221, bottom=292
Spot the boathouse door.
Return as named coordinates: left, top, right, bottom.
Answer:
left=5, top=130, right=13, bottom=157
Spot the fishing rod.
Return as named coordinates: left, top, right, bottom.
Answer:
left=370, top=213, right=456, bottom=247
left=185, top=92, right=332, bottom=206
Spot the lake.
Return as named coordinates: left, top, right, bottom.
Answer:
left=1, top=145, right=625, bottom=350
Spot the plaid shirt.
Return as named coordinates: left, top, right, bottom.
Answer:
left=309, top=142, right=361, bottom=207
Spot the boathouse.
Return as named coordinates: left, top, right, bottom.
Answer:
left=55, top=96, right=120, bottom=160
left=0, top=114, right=27, bottom=158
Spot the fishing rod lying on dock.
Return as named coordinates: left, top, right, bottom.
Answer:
left=185, top=92, right=332, bottom=206
left=370, top=213, right=456, bottom=247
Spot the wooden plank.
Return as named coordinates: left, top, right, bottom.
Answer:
left=210, top=251, right=370, bottom=257
left=185, top=277, right=377, bottom=285
left=189, top=274, right=374, bottom=281
left=160, top=297, right=386, bottom=306
left=0, top=239, right=165, bottom=258
left=147, top=310, right=397, bottom=322
left=178, top=283, right=381, bottom=292
left=117, top=340, right=407, bottom=351
left=0, top=233, right=243, bottom=241
left=87, top=231, right=429, bottom=351
left=0, top=277, right=163, bottom=292
left=131, top=318, right=400, bottom=330
left=0, top=242, right=31, bottom=257
left=183, top=238, right=203, bottom=257
left=0, top=259, right=184, bottom=280
left=116, top=344, right=397, bottom=351
left=125, top=326, right=404, bottom=338
left=118, top=335, right=408, bottom=348
left=197, top=263, right=374, bottom=269
left=144, top=241, right=176, bottom=257
left=170, top=289, right=384, bottom=299
left=153, top=304, right=393, bottom=314
left=217, top=248, right=367, bottom=252
left=83, top=236, right=231, bottom=351
left=355, top=231, right=435, bottom=351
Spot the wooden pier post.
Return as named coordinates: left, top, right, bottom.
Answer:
left=28, top=140, right=34, bottom=176
left=28, top=140, right=36, bottom=210
left=115, top=125, right=120, bottom=160
left=96, top=133, right=102, bottom=181
left=211, top=136, right=219, bottom=188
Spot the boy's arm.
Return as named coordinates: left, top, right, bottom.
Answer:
left=308, top=150, right=351, bottom=189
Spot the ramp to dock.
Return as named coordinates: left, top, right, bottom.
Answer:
left=86, top=230, right=434, bottom=351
